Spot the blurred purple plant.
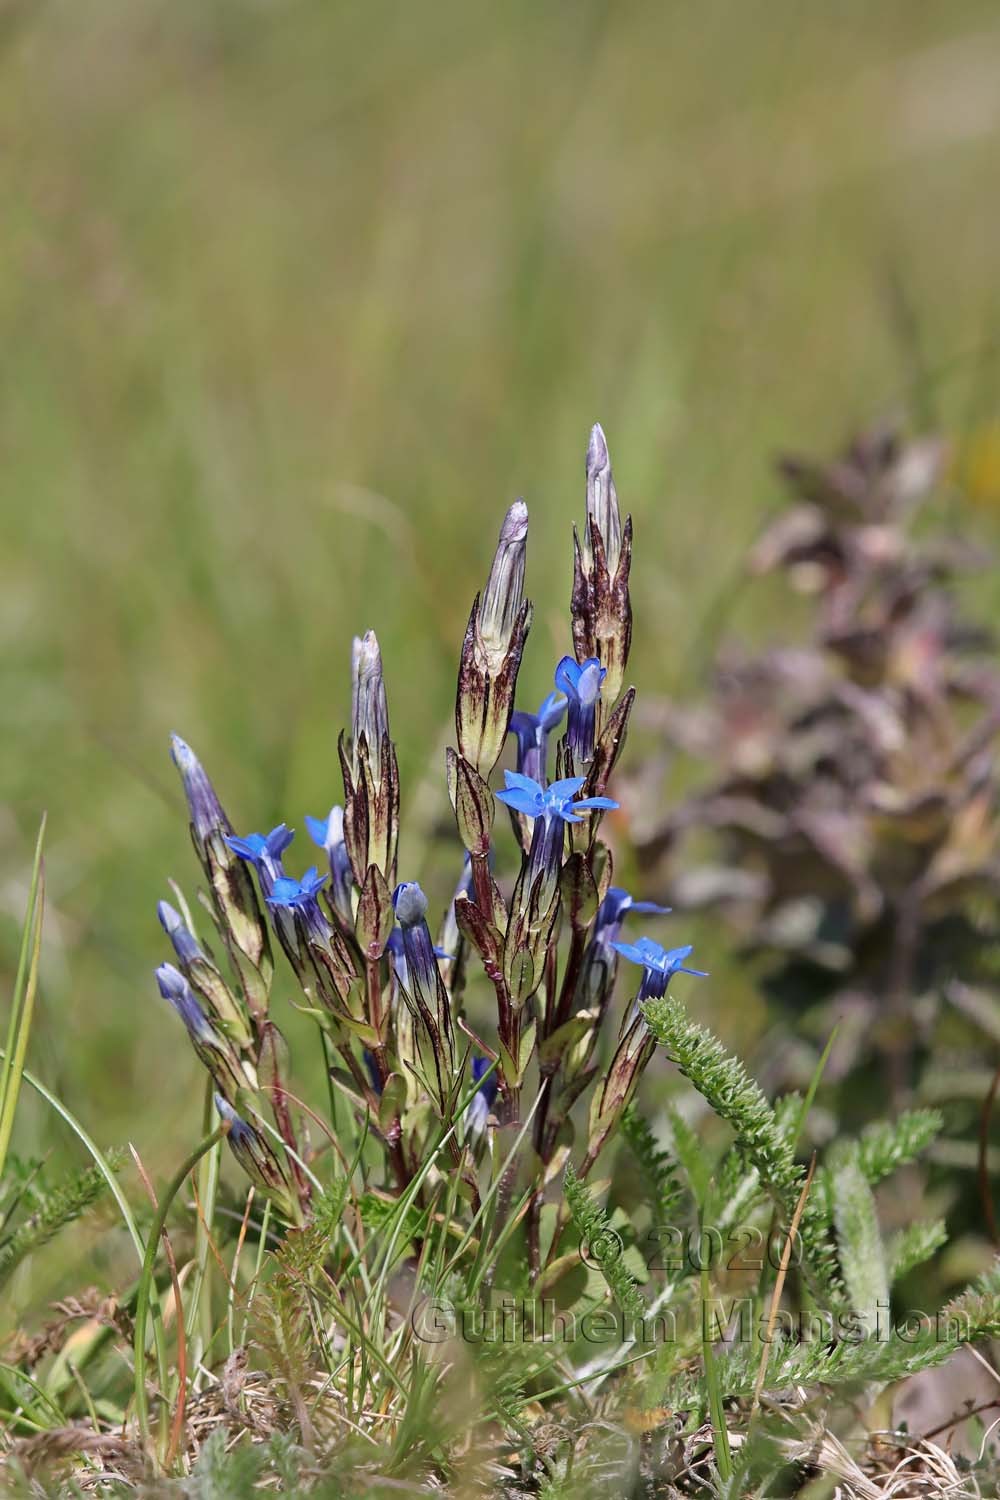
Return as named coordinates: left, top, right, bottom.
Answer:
left=625, top=425, right=1000, bottom=1103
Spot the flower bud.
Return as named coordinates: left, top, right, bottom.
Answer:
left=169, top=735, right=273, bottom=1006
left=214, top=1094, right=299, bottom=1222
left=158, top=900, right=254, bottom=1045
left=585, top=1013, right=655, bottom=1166
left=571, top=425, right=633, bottom=712
left=341, top=632, right=399, bottom=885
left=456, top=502, right=533, bottom=775
left=392, top=881, right=456, bottom=1114
left=156, top=962, right=252, bottom=1102
left=351, top=631, right=390, bottom=781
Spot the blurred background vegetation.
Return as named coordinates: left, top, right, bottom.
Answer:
left=4, top=0, right=1000, bottom=1298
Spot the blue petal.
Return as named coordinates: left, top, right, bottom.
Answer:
left=265, top=824, right=295, bottom=857
left=611, top=940, right=652, bottom=966
left=226, top=832, right=267, bottom=861
left=554, top=656, right=582, bottom=696
left=268, top=877, right=303, bottom=907
left=503, top=769, right=544, bottom=793
left=537, top=691, right=567, bottom=730
left=574, top=795, right=619, bottom=813
left=305, top=813, right=329, bottom=847
left=496, top=786, right=541, bottom=817
left=546, top=776, right=587, bottom=799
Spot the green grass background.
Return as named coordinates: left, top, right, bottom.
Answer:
left=3, top=1, right=1000, bottom=1204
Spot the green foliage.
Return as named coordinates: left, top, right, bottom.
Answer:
left=885, top=1218, right=948, bottom=1283
left=0, top=1153, right=124, bottom=1288
left=563, top=1162, right=645, bottom=1323
left=643, top=996, right=843, bottom=1306
left=188, top=1429, right=268, bottom=1500
left=854, top=1109, right=944, bottom=1184
left=828, top=1143, right=888, bottom=1335
left=620, top=1103, right=682, bottom=1226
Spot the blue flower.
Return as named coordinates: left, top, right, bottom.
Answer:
left=157, top=900, right=205, bottom=968
left=579, top=888, right=672, bottom=1007
left=494, top=770, right=618, bottom=824
left=226, top=825, right=295, bottom=889
left=612, top=936, right=708, bottom=1000
left=467, top=1055, right=498, bottom=1135
left=392, top=882, right=440, bottom=1000
left=598, top=887, right=671, bottom=931
left=155, top=962, right=215, bottom=1044
left=266, top=866, right=331, bottom=947
left=497, top=772, right=619, bottom=914
left=554, top=655, right=607, bottom=762
left=267, top=867, right=328, bottom=910
left=305, top=806, right=354, bottom=920
left=509, top=691, right=567, bottom=784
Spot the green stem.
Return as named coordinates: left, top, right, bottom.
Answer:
left=134, top=1126, right=225, bottom=1460
left=0, top=817, right=46, bottom=1178
left=186, top=1077, right=221, bottom=1375
left=700, top=1260, right=732, bottom=1482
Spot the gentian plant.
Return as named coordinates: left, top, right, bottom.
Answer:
left=157, top=425, right=694, bottom=1267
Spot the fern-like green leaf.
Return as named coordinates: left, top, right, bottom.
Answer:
left=563, top=1162, right=645, bottom=1322
left=886, top=1219, right=948, bottom=1283
left=643, top=997, right=843, bottom=1306
left=0, top=1154, right=123, bottom=1287
left=828, top=1143, right=888, bottom=1336
left=855, top=1109, right=943, bottom=1184
left=620, top=1104, right=682, bottom=1225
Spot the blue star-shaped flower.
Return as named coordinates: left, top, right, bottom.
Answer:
left=266, top=866, right=328, bottom=911
left=612, top=936, right=708, bottom=1000
left=494, top=770, right=618, bottom=823
left=226, top=824, right=295, bottom=870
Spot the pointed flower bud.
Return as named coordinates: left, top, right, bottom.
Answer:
left=158, top=900, right=254, bottom=1044
left=214, top=1094, right=298, bottom=1222
left=480, top=501, right=528, bottom=665
left=351, top=631, right=390, bottom=782
left=157, top=899, right=203, bottom=967
left=555, top=655, right=606, bottom=764
left=571, top=424, right=633, bottom=710
left=585, top=422, right=622, bottom=575
left=156, top=962, right=249, bottom=1100
left=168, top=735, right=273, bottom=999
left=392, top=881, right=455, bottom=1113
left=170, top=734, right=231, bottom=858
left=456, top=502, right=533, bottom=775
left=341, top=632, right=399, bottom=884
